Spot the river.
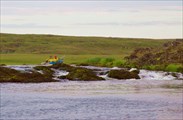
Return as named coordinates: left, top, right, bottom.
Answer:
left=0, top=65, right=182, bottom=120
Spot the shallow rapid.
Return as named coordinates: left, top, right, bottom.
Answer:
left=1, top=65, right=182, bottom=119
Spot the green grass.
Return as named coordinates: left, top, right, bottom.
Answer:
left=165, top=64, right=183, bottom=72
left=1, top=33, right=173, bottom=55
left=141, top=64, right=183, bottom=73
left=0, top=54, right=124, bottom=65
left=83, top=57, right=126, bottom=67
left=0, top=33, right=175, bottom=65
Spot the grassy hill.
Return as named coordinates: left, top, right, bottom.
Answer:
left=0, top=33, right=175, bottom=65
left=0, top=33, right=173, bottom=55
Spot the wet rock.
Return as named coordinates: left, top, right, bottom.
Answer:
left=0, top=64, right=6, bottom=66
left=50, top=63, right=74, bottom=72
left=34, top=66, right=54, bottom=77
left=99, top=71, right=109, bottom=75
left=108, top=69, right=140, bottom=79
left=58, top=76, right=67, bottom=79
left=129, top=68, right=140, bottom=74
left=77, top=63, right=89, bottom=66
left=0, top=66, right=57, bottom=83
left=51, top=63, right=105, bottom=81
left=65, top=67, right=105, bottom=81
left=130, top=70, right=140, bottom=74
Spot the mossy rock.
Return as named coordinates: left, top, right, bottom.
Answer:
left=108, top=69, right=140, bottom=79
left=0, top=66, right=57, bottom=83
left=0, top=64, right=6, bottom=66
left=130, top=69, right=140, bottom=74
left=58, top=76, right=67, bottom=79
left=34, top=66, right=54, bottom=77
left=51, top=63, right=105, bottom=81
left=77, top=63, right=89, bottom=66
left=99, top=71, right=109, bottom=75
left=65, top=67, right=104, bottom=81
left=51, top=63, right=74, bottom=72
left=51, top=63, right=104, bottom=81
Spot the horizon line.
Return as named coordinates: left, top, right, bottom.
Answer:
left=1, top=32, right=183, bottom=40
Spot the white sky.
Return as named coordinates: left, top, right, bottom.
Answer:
left=1, top=1, right=183, bottom=38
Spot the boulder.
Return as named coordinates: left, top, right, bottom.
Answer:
left=64, top=67, right=105, bottom=81
left=51, top=63, right=105, bottom=81
left=34, top=66, right=54, bottom=77
left=50, top=63, right=74, bottom=72
left=108, top=69, right=140, bottom=79
left=0, top=66, right=57, bottom=83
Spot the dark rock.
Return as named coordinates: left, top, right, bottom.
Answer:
left=34, top=66, right=54, bottom=77
left=50, top=63, right=74, bottom=72
left=130, top=69, right=140, bottom=74
left=170, top=73, right=178, bottom=78
left=99, top=71, right=109, bottom=75
left=0, top=66, right=57, bottom=83
left=0, top=64, right=6, bottom=66
left=58, top=76, right=67, bottom=79
left=108, top=69, right=140, bottom=79
left=65, top=67, right=105, bottom=81
left=77, top=63, right=89, bottom=66
left=51, top=63, right=105, bottom=81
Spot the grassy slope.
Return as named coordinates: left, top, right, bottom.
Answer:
left=0, top=33, right=174, bottom=65
left=0, top=54, right=124, bottom=65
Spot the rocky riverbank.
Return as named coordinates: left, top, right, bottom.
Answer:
left=0, top=63, right=183, bottom=83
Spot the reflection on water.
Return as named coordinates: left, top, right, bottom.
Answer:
left=1, top=80, right=183, bottom=119
left=1, top=65, right=183, bottom=119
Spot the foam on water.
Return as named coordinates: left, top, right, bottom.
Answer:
left=139, top=70, right=176, bottom=80
left=1, top=65, right=183, bottom=119
left=6, top=65, right=35, bottom=72
left=5, top=65, right=183, bottom=80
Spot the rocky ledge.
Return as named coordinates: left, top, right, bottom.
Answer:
left=0, top=64, right=105, bottom=83
left=51, top=64, right=104, bottom=81
left=0, top=66, right=57, bottom=83
left=108, top=69, right=140, bottom=79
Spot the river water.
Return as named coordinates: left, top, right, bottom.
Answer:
left=0, top=65, right=183, bottom=120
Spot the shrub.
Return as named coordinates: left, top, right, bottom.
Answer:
left=113, top=60, right=125, bottom=67
left=165, top=64, right=183, bottom=72
left=99, top=58, right=115, bottom=66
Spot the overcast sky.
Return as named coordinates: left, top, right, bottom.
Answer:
left=1, top=1, right=182, bottom=38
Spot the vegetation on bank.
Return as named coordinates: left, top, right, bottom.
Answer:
left=0, top=54, right=124, bottom=65
left=0, top=33, right=182, bottom=73
left=78, top=40, right=183, bottom=73
left=125, top=40, right=183, bottom=73
left=0, top=33, right=171, bottom=55
left=79, top=57, right=126, bottom=67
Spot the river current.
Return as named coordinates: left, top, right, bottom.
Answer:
left=0, top=65, right=182, bottom=119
